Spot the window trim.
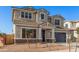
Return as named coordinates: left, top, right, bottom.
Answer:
left=28, top=12, right=32, bottom=19
left=21, top=28, right=36, bottom=38
left=41, top=13, right=45, bottom=19
left=55, top=19, right=60, bottom=26
left=21, top=12, right=25, bottom=18
left=20, top=11, right=32, bottom=20
left=25, top=12, right=28, bottom=18
left=40, top=13, right=45, bottom=20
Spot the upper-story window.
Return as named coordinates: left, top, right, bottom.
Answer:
left=21, top=12, right=24, bottom=18
left=41, top=13, right=44, bottom=19
left=29, top=13, right=32, bottom=19
left=55, top=19, right=60, bottom=25
left=65, top=24, right=68, bottom=28
left=21, top=12, right=32, bottom=19
left=25, top=12, right=28, bottom=18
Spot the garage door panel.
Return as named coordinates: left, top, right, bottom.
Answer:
left=55, top=32, right=66, bottom=42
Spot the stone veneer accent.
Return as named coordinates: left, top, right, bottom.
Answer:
left=15, top=38, right=55, bottom=43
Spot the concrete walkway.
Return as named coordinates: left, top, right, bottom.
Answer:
left=0, top=43, right=68, bottom=52
left=0, top=43, right=79, bottom=52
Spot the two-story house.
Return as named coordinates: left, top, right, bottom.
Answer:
left=12, top=7, right=67, bottom=43
left=64, top=21, right=79, bottom=40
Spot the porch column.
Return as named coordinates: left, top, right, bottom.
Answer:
left=36, top=28, right=42, bottom=40
left=66, top=31, right=69, bottom=43
left=36, top=13, right=39, bottom=23
left=51, top=28, right=55, bottom=41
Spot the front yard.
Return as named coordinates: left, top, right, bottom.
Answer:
left=0, top=43, right=68, bottom=52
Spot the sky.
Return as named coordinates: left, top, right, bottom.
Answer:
left=0, top=6, right=79, bottom=34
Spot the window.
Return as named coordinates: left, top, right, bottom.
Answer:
left=55, top=19, right=60, bottom=25
left=41, top=13, right=44, bottom=19
left=25, top=12, right=28, bottom=18
left=29, top=13, right=32, bottom=19
left=65, top=24, right=68, bottom=28
left=21, top=12, right=32, bottom=19
left=21, top=12, right=24, bottom=18
left=22, top=29, right=36, bottom=38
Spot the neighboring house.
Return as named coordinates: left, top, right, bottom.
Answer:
left=64, top=21, right=79, bottom=40
left=12, top=7, right=67, bottom=43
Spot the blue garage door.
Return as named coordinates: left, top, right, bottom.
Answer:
left=55, top=32, right=66, bottom=42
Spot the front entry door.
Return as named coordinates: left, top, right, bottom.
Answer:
left=42, top=30, right=45, bottom=42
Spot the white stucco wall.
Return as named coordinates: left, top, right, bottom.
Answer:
left=75, top=22, right=79, bottom=38
left=74, top=31, right=77, bottom=38
left=36, top=28, right=42, bottom=40
left=64, top=21, right=79, bottom=38
left=45, top=30, right=51, bottom=39
left=76, top=22, right=79, bottom=28
left=64, top=22, right=71, bottom=28
left=13, top=24, right=15, bottom=34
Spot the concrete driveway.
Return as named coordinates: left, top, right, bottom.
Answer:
left=55, top=42, right=79, bottom=52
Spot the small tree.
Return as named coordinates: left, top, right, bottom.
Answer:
left=75, top=27, right=79, bottom=52
left=26, top=29, right=32, bottom=48
left=68, top=30, right=72, bottom=52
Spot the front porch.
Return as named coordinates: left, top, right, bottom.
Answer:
left=15, top=27, right=55, bottom=43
